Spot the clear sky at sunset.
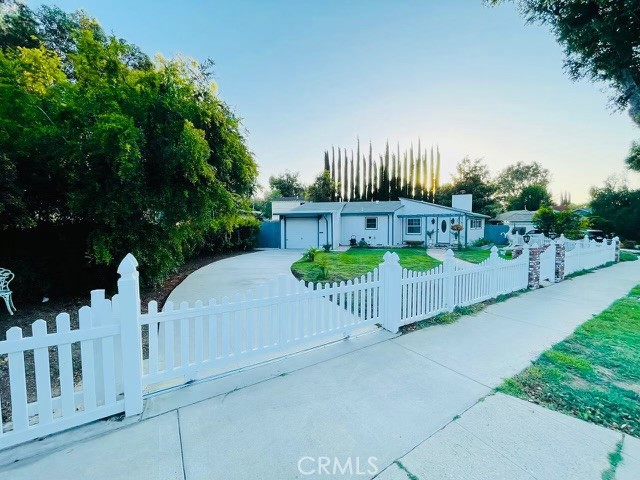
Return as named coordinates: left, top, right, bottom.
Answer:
left=36, top=0, right=640, bottom=202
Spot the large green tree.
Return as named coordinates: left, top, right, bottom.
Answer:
left=450, top=157, right=499, bottom=216
left=0, top=3, right=257, bottom=295
left=495, top=161, right=551, bottom=207
left=590, top=180, right=640, bottom=240
left=490, top=0, right=640, bottom=171
left=306, top=171, right=336, bottom=202
left=268, top=171, right=305, bottom=198
left=508, top=184, right=552, bottom=211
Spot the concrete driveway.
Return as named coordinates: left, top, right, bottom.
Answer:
left=167, top=249, right=304, bottom=306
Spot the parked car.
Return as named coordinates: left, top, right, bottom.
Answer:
left=585, top=229, right=605, bottom=243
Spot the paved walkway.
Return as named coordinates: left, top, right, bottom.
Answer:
left=1, top=261, right=639, bottom=479
left=167, top=248, right=304, bottom=305
left=427, top=247, right=476, bottom=267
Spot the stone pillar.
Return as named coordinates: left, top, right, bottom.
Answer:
left=614, top=236, right=621, bottom=262
left=527, top=243, right=542, bottom=289
left=554, top=242, right=566, bottom=282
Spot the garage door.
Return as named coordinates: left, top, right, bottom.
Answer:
left=286, top=218, right=318, bottom=249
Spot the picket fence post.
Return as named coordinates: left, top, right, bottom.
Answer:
left=613, top=236, right=621, bottom=262
left=381, top=252, right=402, bottom=333
left=117, top=254, right=144, bottom=417
left=443, top=249, right=456, bottom=311
left=489, top=246, right=499, bottom=298
left=554, top=236, right=566, bottom=282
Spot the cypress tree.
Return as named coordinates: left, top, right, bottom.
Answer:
left=429, top=146, right=435, bottom=202
left=355, top=138, right=361, bottom=200
left=422, top=149, right=428, bottom=201
left=403, top=152, right=409, bottom=198
left=409, top=145, right=415, bottom=199
left=390, top=153, right=397, bottom=200
left=344, top=148, right=349, bottom=201
left=331, top=147, right=336, bottom=201
left=337, top=149, right=342, bottom=200
left=383, top=141, right=390, bottom=200
left=373, top=160, right=378, bottom=200
left=435, top=146, right=441, bottom=199
left=350, top=151, right=355, bottom=201
left=415, top=141, right=422, bottom=200
left=324, top=151, right=330, bottom=173
left=367, top=141, right=373, bottom=201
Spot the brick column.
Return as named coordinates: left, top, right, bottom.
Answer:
left=554, top=242, right=565, bottom=282
left=527, top=244, right=542, bottom=289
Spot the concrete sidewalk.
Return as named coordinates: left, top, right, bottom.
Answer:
left=1, top=260, right=638, bottom=479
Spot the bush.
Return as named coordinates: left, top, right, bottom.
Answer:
left=322, top=243, right=332, bottom=252
left=405, top=240, right=424, bottom=247
left=358, top=238, right=369, bottom=248
left=303, top=247, right=320, bottom=262
left=472, top=238, right=492, bottom=247
left=202, top=216, right=260, bottom=254
left=621, top=239, right=638, bottom=249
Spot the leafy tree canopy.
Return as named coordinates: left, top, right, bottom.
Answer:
left=508, top=184, right=552, bottom=211
left=489, top=0, right=640, bottom=171
left=268, top=171, right=305, bottom=198
left=306, top=171, right=336, bottom=202
left=590, top=179, right=640, bottom=240
left=495, top=161, right=551, bottom=206
left=450, top=157, right=500, bottom=216
left=0, top=2, right=258, bottom=289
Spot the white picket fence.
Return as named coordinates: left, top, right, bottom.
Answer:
left=0, top=239, right=619, bottom=450
left=139, top=269, right=383, bottom=390
left=564, top=237, right=616, bottom=276
left=399, top=248, right=529, bottom=326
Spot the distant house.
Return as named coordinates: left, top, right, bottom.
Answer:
left=278, top=194, right=489, bottom=249
left=270, top=197, right=305, bottom=220
left=494, top=209, right=538, bottom=233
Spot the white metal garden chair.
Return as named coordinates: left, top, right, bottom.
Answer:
left=0, top=268, right=16, bottom=315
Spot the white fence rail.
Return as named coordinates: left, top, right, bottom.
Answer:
left=564, top=237, right=616, bottom=276
left=399, top=248, right=529, bottom=326
left=0, top=291, right=125, bottom=450
left=0, top=239, right=619, bottom=450
left=139, top=269, right=383, bottom=390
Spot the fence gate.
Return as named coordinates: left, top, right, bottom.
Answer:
left=539, top=244, right=556, bottom=282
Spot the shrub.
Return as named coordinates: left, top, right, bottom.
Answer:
left=358, top=238, right=369, bottom=248
left=405, top=240, right=424, bottom=247
left=322, top=243, right=332, bottom=252
left=202, top=216, right=260, bottom=254
left=472, top=238, right=492, bottom=247
left=621, top=239, right=638, bottom=249
left=303, top=247, right=319, bottom=262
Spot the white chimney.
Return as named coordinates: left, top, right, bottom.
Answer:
left=452, top=194, right=473, bottom=212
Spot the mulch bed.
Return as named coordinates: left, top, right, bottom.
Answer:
left=0, top=250, right=249, bottom=425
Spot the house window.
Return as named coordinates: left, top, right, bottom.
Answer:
left=470, top=219, right=482, bottom=229
left=365, top=217, right=378, bottom=230
left=406, top=218, right=421, bottom=235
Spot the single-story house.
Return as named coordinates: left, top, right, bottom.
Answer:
left=494, top=210, right=538, bottom=234
left=271, top=197, right=305, bottom=220
left=278, top=194, right=489, bottom=249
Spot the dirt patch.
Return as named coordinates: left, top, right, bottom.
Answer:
left=0, top=249, right=250, bottom=424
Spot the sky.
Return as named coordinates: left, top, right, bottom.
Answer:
left=35, top=0, right=640, bottom=203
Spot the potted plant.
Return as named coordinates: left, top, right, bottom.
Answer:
left=451, top=223, right=464, bottom=250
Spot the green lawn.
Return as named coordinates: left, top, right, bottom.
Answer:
left=620, top=251, right=639, bottom=262
left=454, top=247, right=512, bottom=264
left=498, top=284, right=640, bottom=438
left=291, top=247, right=441, bottom=284
left=454, top=249, right=491, bottom=263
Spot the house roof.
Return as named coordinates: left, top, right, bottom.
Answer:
left=398, top=198, right=490, bottom=218
left=270, top=197, right=305, bottom=202
left=341, top=201, right=403, bottom=215
left=279, top=202, right=345, bottom=216
left=495, top=210, right=536, bottom=222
